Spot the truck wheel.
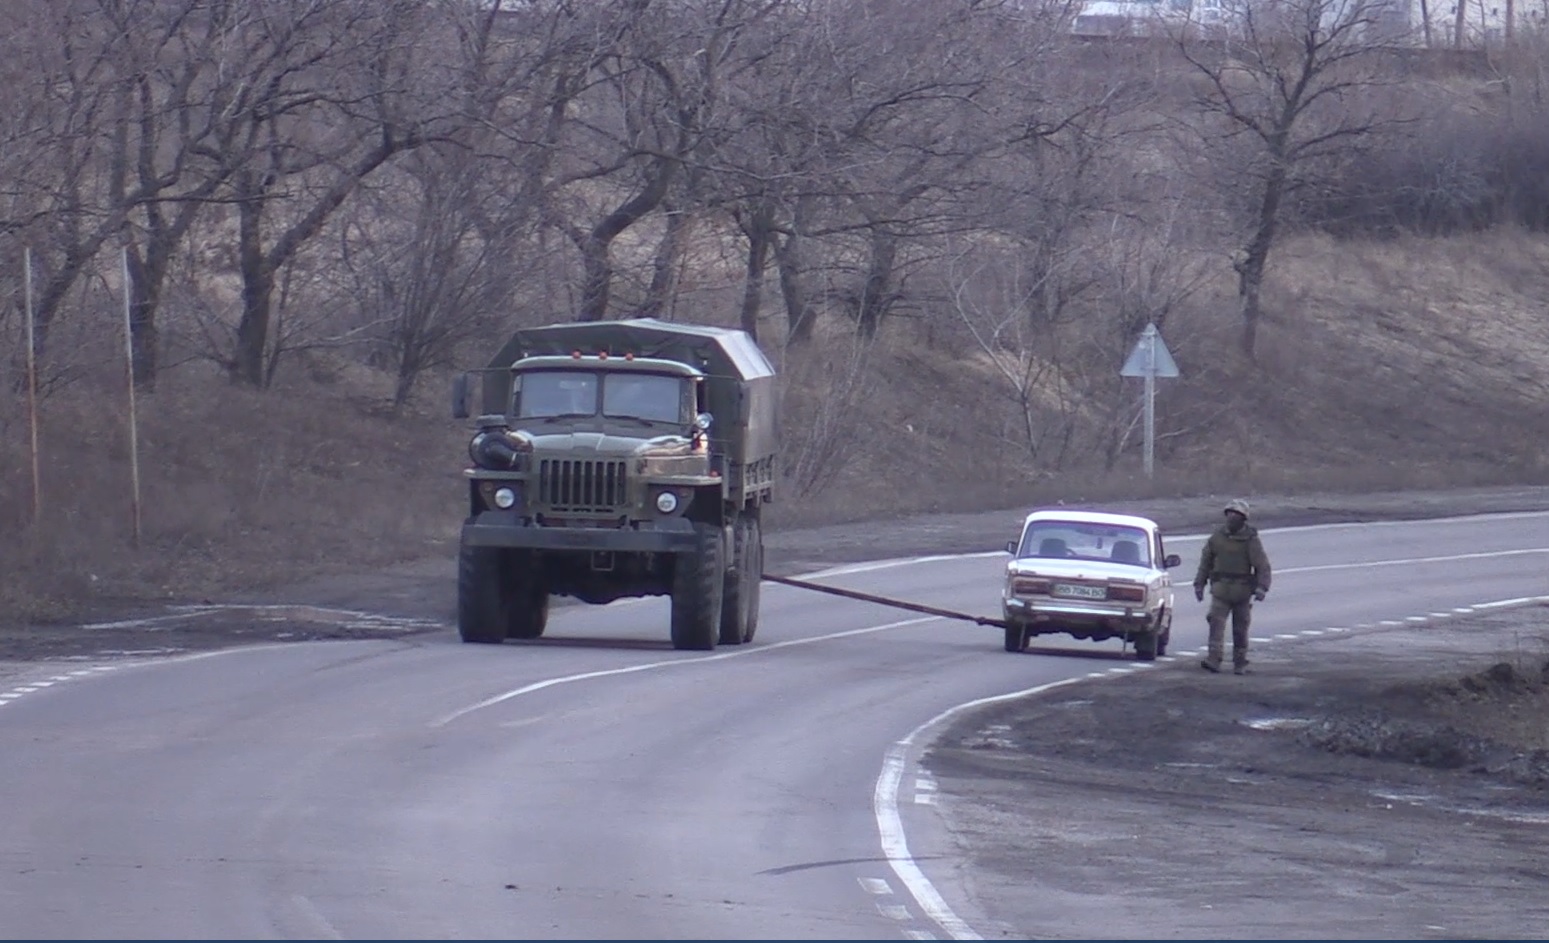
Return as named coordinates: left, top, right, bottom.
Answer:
left=1156, top=613, right=1171, bottom=657
left=718, top=514, right=757, bottom=645
left=458, top=541, right=508, bottom=645
left=672, top=521, right=725, bottom=651
left=744, top=516, right=763, bottom=643
left=505, top=553, right=549, bottom=640
left=1004, top=624, right=1028, bottom=652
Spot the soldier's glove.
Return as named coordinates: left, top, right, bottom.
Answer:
left=1194, top=585, right=1205, bottom=602
left=1253, top=589, right=1267, bottom=602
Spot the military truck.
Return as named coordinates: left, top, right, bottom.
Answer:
left=450, top=317, right=777, bottom=650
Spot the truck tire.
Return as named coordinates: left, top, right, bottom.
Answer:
left=743, top=515, right=763, bottom=643
left=671, top=521, right=724, bottom=651
left=1004, top=623, right=1028, bottom=653
left=1156, top=612, right=1171, bottom=657
left=504, top=552, right=549, bottom=640
left=458, top=541, right=508, bottom=645
left=718, top=513, right=759, bottom=645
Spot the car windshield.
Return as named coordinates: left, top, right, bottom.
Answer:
left=602, top=372, right=687, bottom=424
left=1017, top=521, right=1152, bottom=567
left=514, top=371, right=598, bottom=418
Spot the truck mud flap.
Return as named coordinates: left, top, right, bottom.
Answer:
left=761, top=572, right=1011, bottom=629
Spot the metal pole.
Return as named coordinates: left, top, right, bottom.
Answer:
left=24, top=247, right=41, bottom=525
left=1143, top=326, right=1156, bottom=478
left=121, top=247, right=142, bottom=547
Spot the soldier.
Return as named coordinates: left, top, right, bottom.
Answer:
left=1193, top=498, right=1272, bottom=675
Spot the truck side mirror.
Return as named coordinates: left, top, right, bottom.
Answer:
left=1005, top=540, right=1017, bottom=555
left=451, top=372, right=471, bottom=420
left=1164, top=553, right=1181, bottom=568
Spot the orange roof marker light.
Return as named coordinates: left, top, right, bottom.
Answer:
left=624, top=352, right=635, bottom=361
left=571, top=350, right=582, bottom=359
left=598, top=351, right=608, bottom=360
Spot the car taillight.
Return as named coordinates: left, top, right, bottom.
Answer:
left=1107, top=584, right=1146, bottom=602
left=1012, top=577, right=1051, bottom=595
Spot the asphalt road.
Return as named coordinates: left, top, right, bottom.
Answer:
left=1, top=510, right=1546, bottom=939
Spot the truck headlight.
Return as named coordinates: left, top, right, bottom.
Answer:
left=494, top=487, right=517, bottom=509
left=655, top=491, right=679, bottom=513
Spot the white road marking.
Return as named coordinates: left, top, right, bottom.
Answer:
left=1405, top=616, right=1428, bottom=622
left=904, top=930, right=940, bottom=940
left=1278, top=546, right=1549, bottom=576
left=858, top=877, right=892, bottom=895
left=877, top=676, right=1093, bottom=941
left=878, top=902, right=912, bottom=921
left=287, top=894, right=343, bottom=940
left=1476, top=597, right=1537, bottom=609
left=433, top=616, right=940, bottom=727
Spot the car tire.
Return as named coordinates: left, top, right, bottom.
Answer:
left=1003, top=624, right=1028, bottom=653
left=1134, top=630, right=1158, bottom=661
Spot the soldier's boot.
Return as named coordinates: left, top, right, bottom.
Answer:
left=1233, top=661, right=1251, bottom=675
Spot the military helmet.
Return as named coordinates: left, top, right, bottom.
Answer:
left=1224, top=498, right=1251, bottom=518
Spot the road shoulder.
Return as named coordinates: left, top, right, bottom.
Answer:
left=922, top=603, right=1549, bottom=939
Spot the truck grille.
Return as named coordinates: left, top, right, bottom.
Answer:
left=538, top=459, right=628, bottom=511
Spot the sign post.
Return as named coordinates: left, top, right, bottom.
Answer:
left=1119, top=323, right=1180, bottom=477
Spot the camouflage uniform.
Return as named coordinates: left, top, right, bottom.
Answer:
left=1193, top=498, right=1272, bottom=674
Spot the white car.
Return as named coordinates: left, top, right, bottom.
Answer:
left=1001, top=509, right=1181, bottom=660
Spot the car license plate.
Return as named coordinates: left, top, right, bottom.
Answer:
left=1053, top=583, right=1105, bottom=600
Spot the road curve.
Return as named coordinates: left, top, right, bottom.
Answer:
left=0, top=511, right=1545, bottom=939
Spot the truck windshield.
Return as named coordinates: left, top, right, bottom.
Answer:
left=515, top=371, right=598, bottom=418
left=602, top=372, right=687, bottom=424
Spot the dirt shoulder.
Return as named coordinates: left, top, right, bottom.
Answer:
left=925, top=603, right=1549, bottom=940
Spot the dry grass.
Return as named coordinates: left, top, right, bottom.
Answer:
left=4, top=230, right=1549, bottom=622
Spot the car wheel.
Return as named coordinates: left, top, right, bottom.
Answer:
left=1134, top=629, right=1158, bottom=661
left=1003, top=624, right=1028, bottom=653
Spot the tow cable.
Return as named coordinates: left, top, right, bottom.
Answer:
left=761, top=572, right=1012, bottom=630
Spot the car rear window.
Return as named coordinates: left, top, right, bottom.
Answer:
left=1017, top=522, right=1151, bottom=566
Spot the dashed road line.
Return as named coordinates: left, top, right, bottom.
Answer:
left=0, top=664, right=121, bottom=709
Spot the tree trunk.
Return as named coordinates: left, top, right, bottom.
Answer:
left=776, top=199, right=815, bottom=344
left=737, top=204, right=775, bottom=342
left=642, top=205, right=691, bottom=319
left=1236, top=165, right=1287, bottom=361
left=232, top=175, right=275, bottom=387
left=124, top=250, right=161, bottom=391
left=577, top=154, right=678, bottom=321
left=855, top=230, right=897, bottom=339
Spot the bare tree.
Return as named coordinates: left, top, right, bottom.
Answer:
left=209, top=0, right=453, bottom=387
left=1180, top=0, right=1400, bottom=358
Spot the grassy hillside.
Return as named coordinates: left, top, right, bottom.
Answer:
left=3, top=231, right=1548, bottom=624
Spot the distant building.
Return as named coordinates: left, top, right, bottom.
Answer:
left=1068, top=0, right=1543, bottom=44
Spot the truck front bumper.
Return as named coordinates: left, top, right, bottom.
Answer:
left=461, top=511, right=699, bottom=553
